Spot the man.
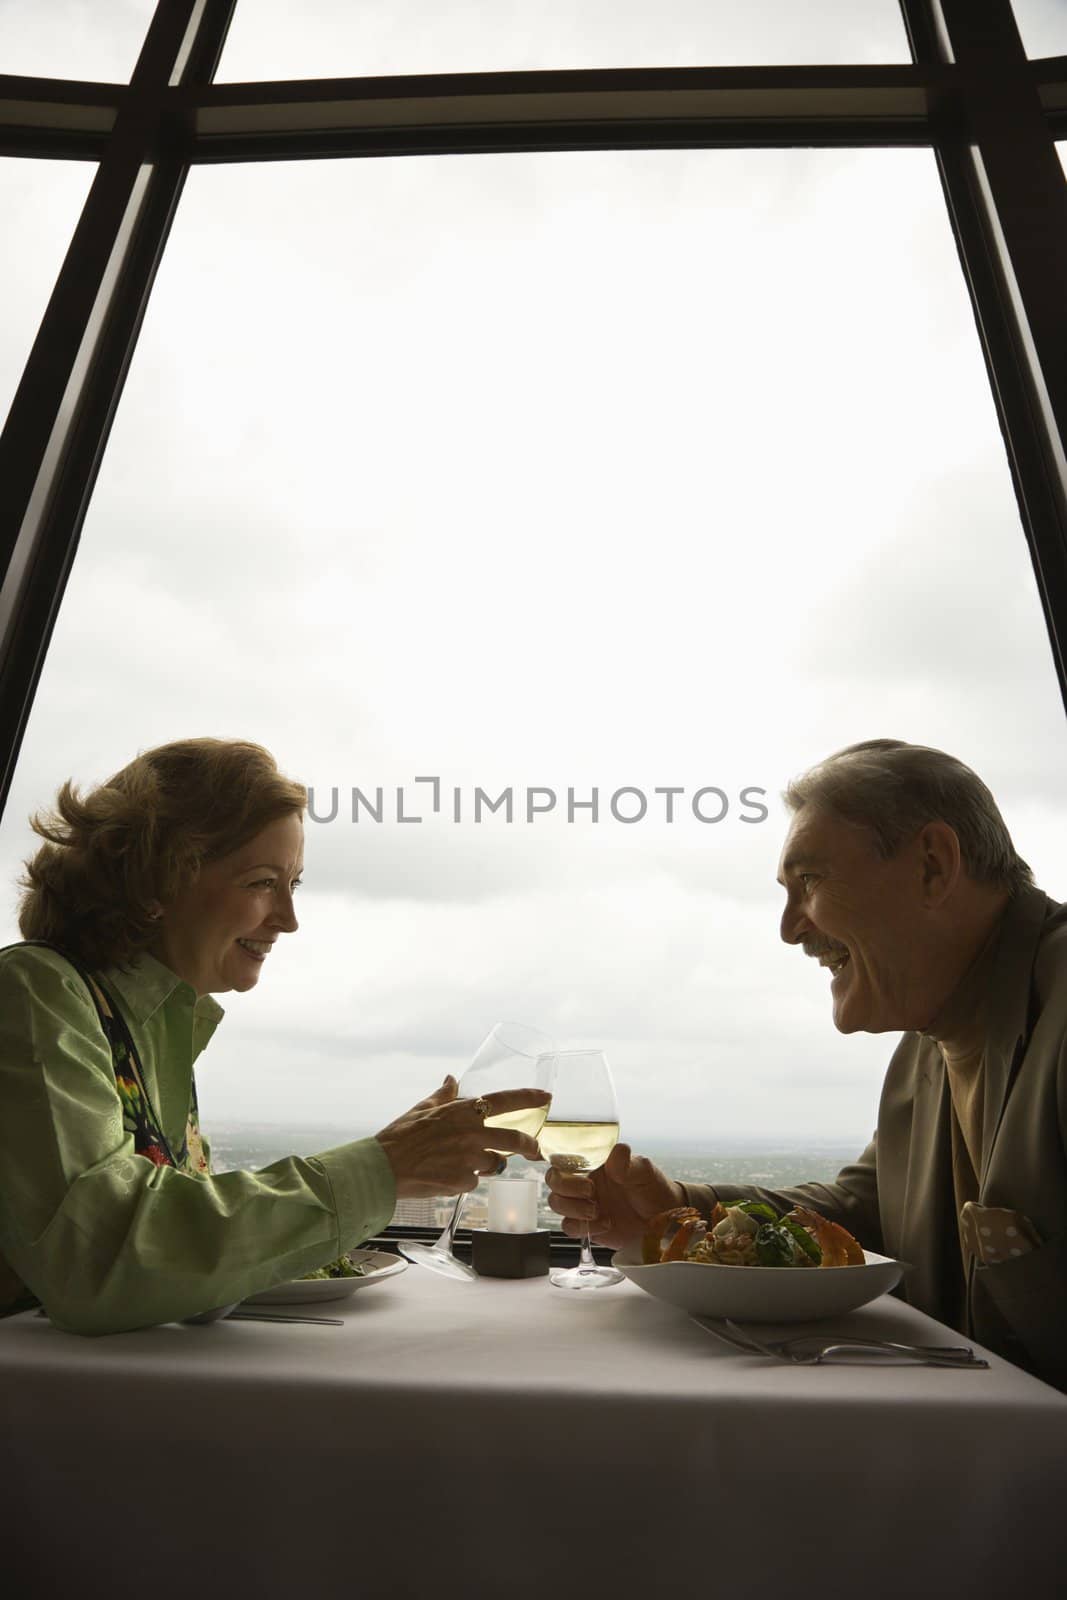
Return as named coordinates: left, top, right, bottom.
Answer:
left=547, top=739, right=1067, bottom=1390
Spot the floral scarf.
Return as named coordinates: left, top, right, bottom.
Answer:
left=0, top=943, right=208, bottom=1316
left=81, top=965, right=210, bottom=1177
left=19, top=942, right=208, bottom=1176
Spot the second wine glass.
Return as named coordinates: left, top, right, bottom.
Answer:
left=398, top=1021, right=555, bottom=1281
left=537, top=1049, right=624, bottom=1290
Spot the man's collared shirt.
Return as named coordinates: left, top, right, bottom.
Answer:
left=921, top=916, right=1003, bottom=1251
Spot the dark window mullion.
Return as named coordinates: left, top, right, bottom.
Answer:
left=901, top=0, right=1067, bottom=714
left=0, top=0, right=235, bottom=820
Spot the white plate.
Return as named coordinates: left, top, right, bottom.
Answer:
left=242, top=1250, right=408, bottom=1306
left=613, top=1245, right=905, bottom=1323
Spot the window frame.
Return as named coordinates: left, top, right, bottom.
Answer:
left=1, top=0, right=1066, bottom=1244
left=0, top=7, right=1066, bottom=1057
left=3, top=3, right=1064, bottom=824
left=3, top=3, right=1067, bottom=813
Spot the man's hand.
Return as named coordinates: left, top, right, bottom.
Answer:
left=376, top=1077, right=550, bottom=1198
left=544, top=1143, right=686, bottom=1249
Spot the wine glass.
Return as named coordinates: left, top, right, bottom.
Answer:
left=398, top=1021, right=555, bottom=1281
left=538, top=1049, right=624, bottom=1290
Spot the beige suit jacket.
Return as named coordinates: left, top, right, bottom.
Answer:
left=683, top=884, right=1067, bottom=1391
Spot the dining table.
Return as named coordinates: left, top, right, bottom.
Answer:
left=2, top=1260, right=1065, bottom=1600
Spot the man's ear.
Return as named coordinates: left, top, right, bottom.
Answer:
left=917, top=821, right=961, bottom=907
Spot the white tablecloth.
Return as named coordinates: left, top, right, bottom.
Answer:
left=2, top=1268, right=1065, bottom=1599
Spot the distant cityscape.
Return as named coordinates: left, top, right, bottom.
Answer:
left=207, top=1121, right=866, bottom=1232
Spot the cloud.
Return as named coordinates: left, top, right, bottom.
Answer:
left=0, top=0, right=151, bottom=83
left=794, top=474, right=1067, bottom=810
left=4, top=133, right=1067, bottom=1149
left=216, top=0, right=910, bottom=79
left=188, top=875, right=893, bottom=1143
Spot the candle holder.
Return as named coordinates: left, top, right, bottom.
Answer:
left=472, top=1176, right=550, bottom=1276
left=471, top=1228, right=552, bottom=1278
left=486, top=1173, right=540, bottom=1234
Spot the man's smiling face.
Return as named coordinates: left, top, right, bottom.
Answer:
left=776, top=803, right=928, bottom=1034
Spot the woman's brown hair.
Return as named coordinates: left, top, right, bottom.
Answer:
left=17, top=738, right=306, bottom=970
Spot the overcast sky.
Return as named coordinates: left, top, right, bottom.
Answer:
left=1, top=0, right=1063, bottom=80
left=2, top=3, right=1067, bottom=1152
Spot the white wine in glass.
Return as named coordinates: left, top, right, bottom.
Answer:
left=537, top=1050, right=624, bottom=1290
left=537, top=1121, right=620, bottom=1173
left=398, top=1021, right=555, bottom=1282
left=483, top=1103, right=552, bottom=1150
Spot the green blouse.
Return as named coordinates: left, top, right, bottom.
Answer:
left=0, top=943, right=395, bottom=1334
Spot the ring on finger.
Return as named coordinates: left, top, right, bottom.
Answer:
left=473, top=1096, right=490, bottom=1119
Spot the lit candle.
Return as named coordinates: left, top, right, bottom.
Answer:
left=487, top=1175, right=539, bottom=1234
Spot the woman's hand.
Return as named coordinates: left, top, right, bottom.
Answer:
left=544, top=1143, right=686, bottom=1249
left=375, top=1077, right=550, bottom=1198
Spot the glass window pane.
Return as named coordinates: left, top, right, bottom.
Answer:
left=1011, top=0, right=1067, bottom=58
left=219, top=0, right=909, bottom=79
left=0, top=156, right=95, bottom=430
left=0, top=0, right=155, bottom=82
left=4, top=147, right=1064, bottom=1211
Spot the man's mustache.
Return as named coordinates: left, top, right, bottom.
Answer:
left=803, top=937, right=849, bottom=962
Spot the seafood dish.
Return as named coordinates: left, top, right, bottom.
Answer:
left=642, top=1200, right=865, bottom=1268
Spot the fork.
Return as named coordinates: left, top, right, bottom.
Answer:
left=748, top=1324, right=976, bottom=1359
left=694, top=1316, right=987, bottom=1367
left=722, top=1317, right=986, bottom=1367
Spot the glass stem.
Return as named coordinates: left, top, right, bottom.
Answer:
left=578, top=1226, right=596, bottom=1273
left=435, top=1192, right=466, bottom=1256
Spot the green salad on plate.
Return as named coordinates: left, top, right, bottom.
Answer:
left=300, top=1254, right=368, bottom=1281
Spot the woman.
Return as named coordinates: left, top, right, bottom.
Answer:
left=0, top=737, right=546, bottom=1334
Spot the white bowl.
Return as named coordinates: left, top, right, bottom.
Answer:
left=613, top=1245, right=905, bottom=1323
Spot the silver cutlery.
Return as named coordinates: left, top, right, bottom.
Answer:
left=36, top=1307, right=345, bottom=1328
left=693, top=1315, right=987, bottom=1367
left=739, top=1323, right=976, bottom=1359
left=224, top=1309, right=344, bottom=1326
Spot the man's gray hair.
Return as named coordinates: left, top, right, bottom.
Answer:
left=784, top=739, right=1034, bottom=895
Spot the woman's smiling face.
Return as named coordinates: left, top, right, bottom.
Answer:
left=150, top=812, right=304, bottom=996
